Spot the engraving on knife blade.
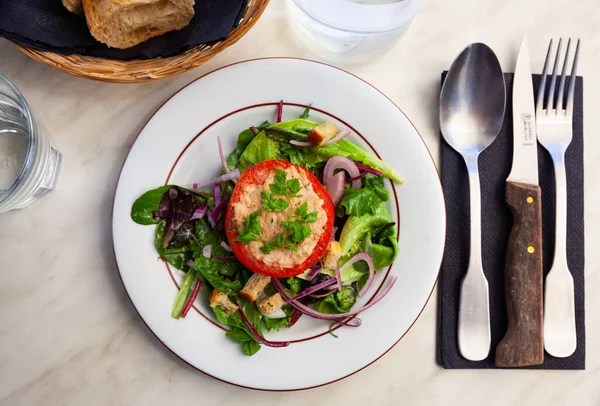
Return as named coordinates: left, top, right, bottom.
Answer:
left=521, top=113, right=534, bottom=146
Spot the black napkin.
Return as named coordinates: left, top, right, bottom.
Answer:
left=437, top=72, right=585, bottom=369
left=0, top=0, right=247, bottom=60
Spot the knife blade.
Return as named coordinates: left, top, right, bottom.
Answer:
left=495, top=35, right=544, bottom=367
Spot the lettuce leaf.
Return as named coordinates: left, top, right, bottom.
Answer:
left=340, top=176, right=389, bottom=217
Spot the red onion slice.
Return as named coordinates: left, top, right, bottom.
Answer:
left=189, top=169, right=240, bottom=190
left=324, top=156, right=361, bottom=189
left=272, top=276, right=397, bottom=321
left=202, top=244, right=212, bottom=258
left=306, top=264, right=322, bottom=281
left=287, top=310, right=302, bottom=328
left=250, top=126, right=259, bottom=135
left=346, top=171, right=368, bottom=184
left=322, top=128, right=350, bottom=146
left=326, top=172, right=346, bottom=207
left=309, top=290, right=335, bottom=299
left=214, top=184, right=221, bottom=207
left=289, top=277, right=337, bottom=301
left=340, top=252, right=375, bottom=297
left=289, top=140, right=313, bottom=147
left=276, top=100, right=283, bottom=123
left=190, top=205, right=208, bottom=220
left=217, top=136, right=230, bottom=174
left=220, top=241, right=233, bottom=252
left=234, top=299, right=289, bottom=348
left=208, top=198, right=227, bottom=228
left=355, top=162, right=383, bottom=177
left=181, top=279, right=201, bottom=318
left=211, top=255, right=237, bottom=262
left=334, top=263, right=343, bottom=291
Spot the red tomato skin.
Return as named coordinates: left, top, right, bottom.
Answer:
left=225, top=160, right=334, bottom=278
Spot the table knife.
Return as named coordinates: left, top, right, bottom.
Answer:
left=495, top=36, right=544, bottom=367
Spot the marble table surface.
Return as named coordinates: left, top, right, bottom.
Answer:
left=1, top=0, right=599, bottom=404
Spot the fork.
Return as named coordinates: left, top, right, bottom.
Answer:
left=536, top=38, right=580, bottom=358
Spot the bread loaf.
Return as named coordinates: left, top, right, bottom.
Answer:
left=62, top=0, right=83, bottom=15
left=83, top=0, right=195, bottom=49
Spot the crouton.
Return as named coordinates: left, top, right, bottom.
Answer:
left=240, top=273, right=271, bottom=302
left=258, top=293, right=285, bottom=314
left=209, top=290, right=238, bottom=314
left=322, top=240, right=342, bottom=270
left=307, top=122, right=338, bottom=146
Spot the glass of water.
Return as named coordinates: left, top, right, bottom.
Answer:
left=288, top=0, right=419, bottom=64
left=0, top=74, right=61, bottom=214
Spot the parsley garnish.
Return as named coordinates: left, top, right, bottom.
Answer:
left=237, top=169, right=319, bottom=254
left=235, top=210, right=263, bottom=243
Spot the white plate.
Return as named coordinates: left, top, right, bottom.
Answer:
left=112, top=58, right=445, bottom=391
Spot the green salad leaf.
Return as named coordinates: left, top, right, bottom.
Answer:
left=314, top=285, right=357, bottom=314
left=131, top=185, right=172, bottom=225
left=214, top=306, right=262, bottom=356
left=307, top=140, right=403, bottom=184
left=155, top=220, right=193, bottom=271
left=171, top=271, right=197, bottom=318
left=227, top=121, right=271, bottom=170
left=262, top=306, right=294, bottom=332
left=339, top=204, right=393, bottom=257
left=299, top=104, right=312, bottom=119
left=340, top=176, right=390, bottom=217
left=194, top=255, right=242, bottom=296
left=238, top=119, right=317, bottom=170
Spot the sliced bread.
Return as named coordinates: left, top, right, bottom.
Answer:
left=62, top=0, right=83, bottom=15
left=83, top=0, right=195, bottom=49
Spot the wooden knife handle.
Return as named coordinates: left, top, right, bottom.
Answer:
left=495, top=181, right=544, bottom=367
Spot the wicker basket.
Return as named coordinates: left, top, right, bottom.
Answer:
left=12, top=0, right=270, bottom=83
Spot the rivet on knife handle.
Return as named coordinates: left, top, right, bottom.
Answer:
left=495, top=181, right=544, bottom=367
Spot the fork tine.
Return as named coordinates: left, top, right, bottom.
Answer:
left=545, top=38, right=562, bottom=112
left=556, top=38, right=571, bottom=112
left=537, top=39, right=553, bottom=115
left=566, top=39, right=581, bottom=117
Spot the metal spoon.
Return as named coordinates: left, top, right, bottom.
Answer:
left=440, top=43, right=506, bottom=361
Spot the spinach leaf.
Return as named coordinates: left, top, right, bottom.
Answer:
left=131, top=185, right=172, bottom=225
left=225, top=327, right=253, bottom=342
left=194, top=255, right=242, bottom=295
left=242, top=339, right=261, bottom=356
left=194, top=217, right=219, bottom=246
left=214, top=307, right=262, bottom=356
left=155, top=220, right=192, bottom=271
left=340, top=176, right=390, bottom=217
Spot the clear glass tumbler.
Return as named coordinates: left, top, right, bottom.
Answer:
left=287, top=0, right=419, bottom=64
left=0, top=74, right=61, bottom=214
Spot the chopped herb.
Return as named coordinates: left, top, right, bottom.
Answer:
left=262, top=191, right=289, bottom=212
left=235, top=210, right=262, bottom=243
